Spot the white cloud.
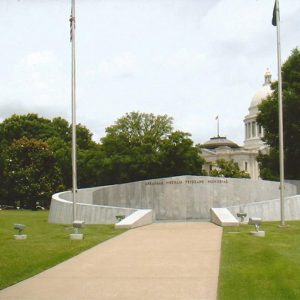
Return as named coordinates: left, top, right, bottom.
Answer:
left=0, top=50, right=69, bottom=121
left=1, top=0, right=300, bottom=145
left=154, top=48, right=206, bottom=71
left=201, top=0, right=269, bottom=43
left=22, top=51, right=56, bottom=67
left=97, top=52, right=139, bottom=79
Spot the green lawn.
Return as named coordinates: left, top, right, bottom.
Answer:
left=218, top=221, right=300, bottom=300
left=0, top=210, right=127, bottom=290
left=3, top=211, right=300, bottom=298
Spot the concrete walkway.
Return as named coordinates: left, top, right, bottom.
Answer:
left=0, top=223, right=222, bottom=300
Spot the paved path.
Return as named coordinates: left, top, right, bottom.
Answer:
left=0, top=223, right=222, bottom=300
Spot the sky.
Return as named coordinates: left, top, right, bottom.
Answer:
left=0, top=0, right=299, bottom=145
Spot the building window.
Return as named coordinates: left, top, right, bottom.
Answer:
left=245, top=162, right=248, bottom=171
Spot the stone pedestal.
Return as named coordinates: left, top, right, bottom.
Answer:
left=250, top=230, right=265, bottom=237
left=70, top=233, right=84, bottom=240
left=14, top=234, right=27, bottom=240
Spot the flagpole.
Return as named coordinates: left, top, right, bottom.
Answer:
left=70, top=0, right=77, bottom=223
left=275, top=0, right=285, bottom=226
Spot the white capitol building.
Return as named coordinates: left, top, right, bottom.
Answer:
left=202, top=70, right=273, bottom=179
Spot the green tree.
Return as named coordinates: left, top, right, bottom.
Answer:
left=209, top=159, right=250, bottom=178
left=51, top=117, right=71, bottom=142
left=4, top=138, right=64, bottom=209
left=159, top=131, right=204, bottom=177
left=257, top=149, right=280, bottom=181
left=0, top=113, right=52, bottom=147
left=47, top=136, right=72, bottom=189
left=76, top=124, right=95, bottom=150
left=77, top=144, right=105, bottom=188
left=100, top=112, right=204, bottom=184
left=0, top=151, right=7, bottom=205
left=257, top=48, right=300, bottom=180
left=0, top=114, right=55, bottom=205
left=0, top=114, right=97, bottom=191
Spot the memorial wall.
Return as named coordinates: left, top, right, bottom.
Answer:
left=49, top=175, right=298, bottom=224
left=92, top=175, right=297, bottom=220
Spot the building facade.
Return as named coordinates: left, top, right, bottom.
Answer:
left=202, top=70, right=272, bottom=179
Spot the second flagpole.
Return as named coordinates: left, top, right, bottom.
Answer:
left=70, top=0, right=77, bottom=223
left=274, top=0, right=285, bottom=226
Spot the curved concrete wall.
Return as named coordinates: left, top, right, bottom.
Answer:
left=227, top=195, right=300, bottom=221
left=93, top=176, right=296, bottom=220
left=49, top=175, right=298, bottom=224
left=48, top=191, right=137, bottom=224
left=286, top=180, right=300, bottom=194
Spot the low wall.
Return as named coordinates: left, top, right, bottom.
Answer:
left=93, top=176, right=297, bottom=220
left=286, top=180, right=300, bottom=194
left=227, top=195, right=300, bottom=221
left=57, top=187, right=99, bottom=204
left=48, top=191, right=137, bottom=224
left=49, top=175, right=298, bottom=224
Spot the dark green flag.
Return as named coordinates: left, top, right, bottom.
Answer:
left=272, top=1, right=278, bottom=26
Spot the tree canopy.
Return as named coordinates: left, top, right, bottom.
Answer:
left=0, top=112, right=205, bottom=208
left=257, top=48, right=300, bottom=180
left=3, top=138, right=64, bottom=209
left=0, top=113, right=97, bottom=207
left=209, top=159, right=250, bottom=178
left=100, top=112, right=204, bottom=183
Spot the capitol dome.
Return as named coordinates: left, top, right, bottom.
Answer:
left=244, top=69, right=272, bottom=150
left=202, top=69, right=272, bottom=180
left=250, top=84, right=272, bottom=109
left=249, top=69, right=272, bottom=113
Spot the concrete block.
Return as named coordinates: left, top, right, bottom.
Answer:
left=115, top=209, right=153, bottom=229
left=250, top=231, right=265, bottom=237
left=14, top=234, right=27, bottom=240
left=70, top=233, right=84, bottom=240
left=210, top=208, right=239, bottom=227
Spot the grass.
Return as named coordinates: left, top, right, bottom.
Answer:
left=0, top=210, right=127, bottom=290
left=3, top=211, right=300, bottom=298
left=218, top=221, right=300, bottom=300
